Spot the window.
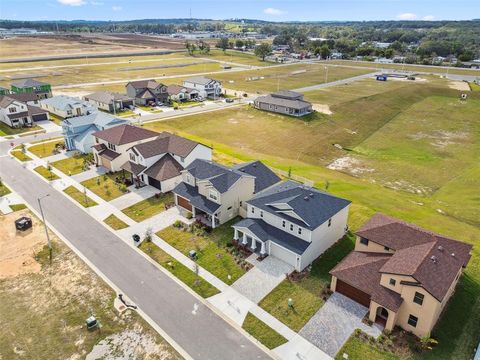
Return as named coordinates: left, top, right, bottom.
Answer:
left=186, top=174, right=191, bottom=183
left=209, top=189, right=218, bottom=201
left=298, top=228, right=302, bottom=235
left=260, top=211, right=264, bottom=218
left=251, top=207, right=255, bottom=214
left=282, top=220, right=286, bottom=228
left=227, top=206, right=232, bottom=210
left=360, top=237, right=369, bottom=246
left=384, top=246, right=390, bottom=251
left=129, top=153, right=135, bottom=161
left=413, top=292, right=424, bottom=306
left=8, top=107, right=16, bottom=113
left=240, top=201, right=243, bottom=207
left=290, top=224, right=294, bottom=231
left=95, top=137, right=99, bottom=144
left=389, top=278, right=396, bottom=286
left=408, top=314, right=418, bottom=327
left=328, top=218, right=332, bottom=227
left=107, top=143, right=116, bottom=151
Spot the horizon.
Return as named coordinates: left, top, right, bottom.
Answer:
left=0, top=0, right=477, bottom=22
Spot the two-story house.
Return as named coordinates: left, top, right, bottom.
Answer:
left=126, top=80, right=168, bottom=106
left=39, top=95, right=96, bottom=119
left=0, top=95, right=49, bottom=128
left=92, top=124, right=159, bottom=171
left=10, top=79, right=52, bottom=99
left=181, top=77, right=222, bottom=99
left=254, top=90, right=313, bottom=117
left=330, top=214, right=472, bottom=337
left=232, top=181, right=351, bottom=271
left=173, top=160, right=280, bottom=228
left=120, top=132, right=212, bottom=192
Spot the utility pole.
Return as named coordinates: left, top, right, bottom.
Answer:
left=324, top=66, right=329, bottom=83
left=38, top=194, right=52, bottom=263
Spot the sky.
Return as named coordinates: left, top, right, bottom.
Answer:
left=0, top=0, right=478, bottom=22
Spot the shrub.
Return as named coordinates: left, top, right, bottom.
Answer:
left=186, top=211, right=193, bottom=219
left=173, top=220, right=184, bottom=228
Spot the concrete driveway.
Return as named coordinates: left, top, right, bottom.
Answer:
left=299, top=292, right=382, bottom=357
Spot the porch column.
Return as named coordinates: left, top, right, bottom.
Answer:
left=242, top=232, right=248, bottom=245
left=211, top=214, right=216, bottom=229
left=260, top=241, right=266, bottom=255
left=251, top=238, right=257, bottom=251
left=191, top=206, right=196, bottom=217
left=234, top=228, right=239, bottom=241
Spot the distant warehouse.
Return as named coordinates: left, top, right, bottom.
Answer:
left=253, top=90, right=313, bottom=117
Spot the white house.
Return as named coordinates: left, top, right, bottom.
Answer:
left=181, top=76, right=222, bottom=99
left=39, top=95, right=96, bottom=118
left=232, top=181, right=351, bottom=271
left=0, top=95, right=49, bottom=128
left=121, top=132, right=212, bottom=192
left=166, top=84, right=200, bottom=102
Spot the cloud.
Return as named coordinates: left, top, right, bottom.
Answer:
left=263, top=7, right=287, bottom=16
left=423, top=15, right=435, bottom=21
left=397, top=13, right=417, bottom=20
left=57, top=0, right=86, bottom=6
left=112, top=5, right=122, bottom=11
left=90, top=1, right=104, bottom=5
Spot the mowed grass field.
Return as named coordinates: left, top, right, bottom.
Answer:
left=144, top=76, right=480, bottom=359
left=213, top=63, right=373, bottom=93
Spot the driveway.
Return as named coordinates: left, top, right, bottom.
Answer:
left=232, top=254, right=293, bottom=303
left=299, top=292, right=382, bottom=357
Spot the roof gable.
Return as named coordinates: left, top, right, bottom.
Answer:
left=92, top=124, right=158, bottom=145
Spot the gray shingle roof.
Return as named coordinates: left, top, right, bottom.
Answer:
left=233, top=161, right=281, bottom=193
left=248, top=181, right=351, bottom=230
left=272, top=90, right=303, bottom=100
left=183, top=76, right=218, bottom=86
left=40, top=95, right=94, bottom=112
left=255, top=94, right=312, bottom=110
left=133, top=132, right=202, bottom=158
left=233, top=218, right=311, bottom=255
left=12, top=79, right=49, bottom=88
left=85, top=91, right=133, bottom=104
left=173, top=182, right=221, bottom=214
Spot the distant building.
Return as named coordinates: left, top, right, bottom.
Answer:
left=0, top=87, right=10, bottom=96
left=330, top=52, right=343, bottom=59
left=254, top=90, right=313, bottom=117
left=84, top=91, right=134, bottom=113
left=39, top=95, right=96, bottom=119
left=10, top=79, right=52, bottom=100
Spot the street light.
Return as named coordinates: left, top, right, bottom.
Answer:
left=37, top=194, right=52, bottom=263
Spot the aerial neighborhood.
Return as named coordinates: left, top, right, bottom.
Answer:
left=0, top=16, right=478, bottom=360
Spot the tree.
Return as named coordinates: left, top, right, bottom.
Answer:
left=216, top=37, right=229, bottom=53
left=185, top=41, right=196, bottom=56
left=235, top=39, right=244, bottom=49
left=320, top=45, right=331, bottom=59
left=254, top=43, right=272, bottom=61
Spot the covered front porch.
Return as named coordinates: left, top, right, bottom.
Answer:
left=232, top=227, right=268, bottom=256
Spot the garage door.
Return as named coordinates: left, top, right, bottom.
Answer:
left=270, top=242, right=296, bottom=266
left=148, top=176, right=161, bottom=190
left=336, top=280, right=371, bottom=307
left=177, top=196, right=192, bottom=212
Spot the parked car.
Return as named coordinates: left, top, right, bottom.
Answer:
left=225, top=98, right=234, bottom=103
left=128, top=105, right=135, bottom=110
left=15, top=217, right=32, bottom=231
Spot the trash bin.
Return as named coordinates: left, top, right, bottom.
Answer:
left=86, top=316, right=98, bottom=330
left=132, top=234, right=140, bottom=243
left=188, top=250, right=197, bottom=259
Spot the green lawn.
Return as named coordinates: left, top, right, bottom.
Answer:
left=9, top=203, right=27, bottom=212
left=51, top=155, right=90, bottom=175
left=0, top=122, right=41, bottom=137
left=81, top=172, right=128, bottom=201
left=63, top=185, right=98, bottom=208
left=139, top=241, right=219, bottom=298
left=11, top=150, right=32, bottom=162
left=34, top=165, right=60, bottom=181
left=103, top=214, right=129, bottom=230
left=157, top=221, right=246, bottom=284
left=0, top=183, right=11, bottom=197
left=122, top=193, right=174, bottom=222
left=28, top=140, right=64, bottom=158
left=259, top=234, right=355, bottom=331
left=242, top=312, right=288, bottom=350
left=336, top=335, right=402, bottom=360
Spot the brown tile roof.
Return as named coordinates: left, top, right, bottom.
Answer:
left=337, top=214, right=473, bottom=303
left=128, top=79, right=162, bottom=90
left=92, top=124, right=158, bottom=145
left=121, top=161, right=146, bottom=176
left=143, top=154, right=183, bottom=181
left=92, top=143, right=106, bottom=151
left=133, top=132, right=202, bottom=158
left=27, top=105, right=48, bottom=116
left=98, top=148, right=120, bottom=161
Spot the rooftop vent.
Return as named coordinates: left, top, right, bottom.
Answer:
left=451, top=253, right=455, bottom=257
left=252, top=163, right=257, bottom=168
left=304, top=196, right=309, bottom=201
left=430, top=255, right=438, bottom=263
left=309, top=193, right=314, bottom=197
left=438, top=245, right=444, bottom=252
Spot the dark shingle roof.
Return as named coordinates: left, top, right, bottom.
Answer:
left=173, top=182, right=220, bottom=214
left=127, top=79, right=162, bottom=90
left=133, top=132, right=202, bottom=158
left=92, top=124, right=158, bottom=145
left=27, top=105, right=49, bottom=116
left=233, top=161, right=281, bottom=193
left=11, top=79, right=49, bottom=88
left=85, top=91, right=133, bottom=104
left=255, top=94, right=312, bottom=110
left=143, top=154, right=183, bottom=181
left=234, top=218, right=311, bottom=255
left=184, top=76, right=218, bottom=86
left=271, top=90, right=303, bottom=100
left=167, top=84, right=197, bottom=95
left=186, top=159, right=232, bottom=180
left=98, top=148, right=120, bottom=161
left=248, top=181, right=351, bottom=230
left=121, top=161, right=146, bottom=176
left=0, top=93, right=38, bottom=103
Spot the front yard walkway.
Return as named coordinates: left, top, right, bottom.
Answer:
left=71, top=166, right=108, bottom=183
left=109, top=185, right=159, bottom=210
left=232, top=254, right=293, bottom=303
left=299, top=292, right=382, bottom=357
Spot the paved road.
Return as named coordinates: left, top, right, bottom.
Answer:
left=0, top=137, right=269, bottom=360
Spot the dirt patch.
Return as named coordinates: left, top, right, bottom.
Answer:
left=0, top=211, right=45, bottom=278
left=409, top=130, right=468, bottom=149
left=327, top=156, right=375, bottom=175
left=53, top=89, right=92, bottom=98
left=449, top=81, right=470, bottom=91
left=312, top=103, right=333, bottom=115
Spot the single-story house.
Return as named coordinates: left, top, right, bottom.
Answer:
left=173, top=160, right=281, bottom=228
left=166, top=84, right=200, bottom=102
left=181, top=76, right=222, bottom=99
left=84, top=91, right=134, bottom=113
left=120, top=132, right=212, bottom=192
left=232, top=181, right=350, bottom=271
left=330, top=214, right=472, bottom=337
left=39, top=95, right=96, bottom=118
left=62, top=112, right=128, bottom=153
left=254, top=90, right=313, bottom=117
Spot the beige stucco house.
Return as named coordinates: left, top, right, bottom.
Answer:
left=330, top=214, right=472, bottom=337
